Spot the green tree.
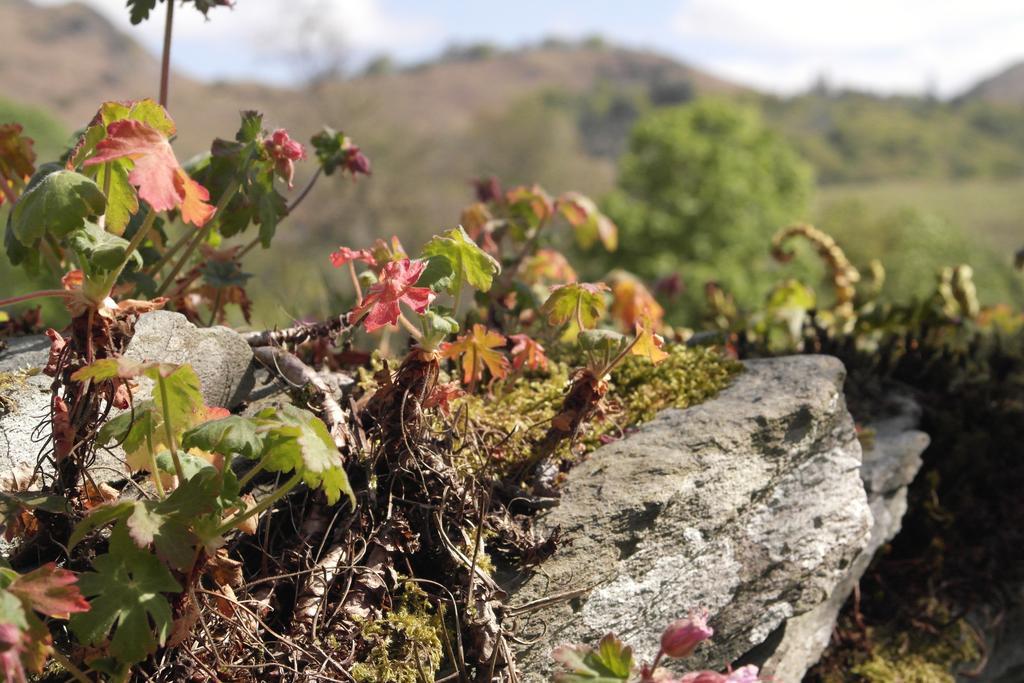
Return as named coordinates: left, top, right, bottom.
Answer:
left=601, top=99, right=813, bottom=318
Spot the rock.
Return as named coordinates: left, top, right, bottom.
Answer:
left=962, top=584, right=1024, bottom=683
left=0, top=336, right=59, bottom=478
left=758, top=394, right=928, bottom=681
left=123, top=311, right=255, bottom=409
left=510, top=355, right=874, bottom=680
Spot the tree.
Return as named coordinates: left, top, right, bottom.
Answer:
left=600, top=99, right=813, bottom=318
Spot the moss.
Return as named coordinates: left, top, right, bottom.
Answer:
left=351, top=581, right=445, bottom=683
left=817, top=612, right=981, bottom=683
left=0, top=370, right=28, bottom=415
left=449, top=344, right=740, bottom=474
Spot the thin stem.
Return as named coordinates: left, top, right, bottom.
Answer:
left=216, top=471, right=302, bottom=536
left=398, top=311, right=423, bottom=340
left=347, top=261, right=363, bottom=305
left=155, top=179, right=241, bottom=297
left=598, top=332, right=642, bottom=378
left=0, top=290, right=68, bottom=308
left=145, top=228, right=192, bottom=277
left=157, top=375, right=186, bottom=482
left=146, top=431, right=166, bottom=499
left=286, top=166, right=322, bottom=215
left=238, top=455, right=268, bottom=488
left=0, top=179, right=17, bottom=205
left=48, top=649, right=93, bottom=683
left=119, top=210, right=158, bottom=273
left=238, top=236, right=261, bottom=259
left=159, top=0, right=174, bottom=108
left=206, top=287, right=224, bottom=327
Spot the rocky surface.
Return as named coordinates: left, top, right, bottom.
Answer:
left=510, top=355, right=873, bottom=679
left=124, top=311, right=255, bottom=409
left=0, top=312, right=254, bottom=482
left=759, top=394, right=928, bottom=680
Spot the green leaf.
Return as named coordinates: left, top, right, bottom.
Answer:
left=66, top=221, right=137, bottom=274
left=180, top=416, right=263, bottom=459
left=9, top=169, right=105, bottom=246
left=153, top=451, right=214, bottom=480
left=421, top=225, right=500, bottom=295
left=0, top=590, right=28, bottom=629
left=310, top=126, right=358, bottom=176
left=71, top=526, right=181, bottom=665
left=69, top=501, right=135, bottom=550
left=540, top=283, right=610, bottom=330
left=236, top=111, right=264, bottom=144
left=255, top=406, right=355, bottom=507
left=96, top=161, right=137, bottom=236
left=552, top=634, right=634, bottom=683
left=97, top=403, right=155, bottom=457
left=147, top=365, right=204, bottom=437
left=416, top=254, right=455, bottom=292
left=419, top=310, right=459, bottom=349
left=0, top=491, right=71, bottom=528
left=126, top=470, right=219, bottom=571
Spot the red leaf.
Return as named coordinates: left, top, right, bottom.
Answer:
left=509, top=333, right=548, bottom=372
left=353, top=258, right=435, bottom=333
left=84, top=119, right=213, bottom=226
left=9, top=563, right=90, bottom=619
left=52, top=396, right=74, bottom=461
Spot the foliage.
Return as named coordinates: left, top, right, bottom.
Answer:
left=600, top=99, right=813, bottom=317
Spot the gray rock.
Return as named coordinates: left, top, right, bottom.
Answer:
left=123, top=311, right=255, bottom=409
left=0, top=337, right=125, bottom=490
left=962, top=584, right=1024, bottom=683
left=510, top=355, right=873, bottom=680
left=759, top=394, right=927, bottom=681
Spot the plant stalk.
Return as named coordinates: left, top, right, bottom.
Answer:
left=157, top=374, right=186, bottom=482
left=216, top=471, right=302, bottom=535
left=159, top=0, right=174, bottom=107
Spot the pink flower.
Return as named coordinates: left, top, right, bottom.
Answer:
left=353, top=258, right=435, bottom=333
left=725, top=665, right=761, bottom=683
left=678, top=665, right=761, bottom=683
left=344, top=146, right=371, bottom=176
left=660, top=608, right=713, bottom=659
left=264, top=128, right=306, bottom=188
left=330, top=246, right=377, bottom=268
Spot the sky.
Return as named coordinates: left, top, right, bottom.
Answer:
left=33, top=0, right=1024, bottom=96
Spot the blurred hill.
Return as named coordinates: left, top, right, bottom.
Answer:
left=960, top=61, right=1024, bottom=106
left=2, top=0, right=1023, bottom=324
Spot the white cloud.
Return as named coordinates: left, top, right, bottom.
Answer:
left=670, top=0, right=1024, bottom=95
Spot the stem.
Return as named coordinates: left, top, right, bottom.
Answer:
left=0, top=179, right=17, bottom=205
left=598, top=333, right=642, bottom=378
left=398, top=311, right=423, bottom=340
left=159, top=0, right=174, bottom=108
left=0, top=290, right=68, bottom=308
left=348, top=261, right=363, bottom=305
left=238, top=236, right=261, bottom=259
left=452, top=275, right=464, bottom=320
left=146, top=431, right=166, bottom=498
left=155, top=180, right=241, bottom=297
left=48, top=649, right=93, bottom=683
left=145, top=228, right=192, bottom=277
left=238, top=455, right=268, bottom=487
left=206, top=287, right=224, bottom=326
left=286, top=166, right=322, bottom=214
left=574, top=295, right=585, bottom=333
left=157, top=375, right=186, bottom=482
left=216, top=471, right=302, bottom=536
left=118, top=210, right=158, bottom=273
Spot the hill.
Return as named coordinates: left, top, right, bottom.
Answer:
left=960, top=61, right=1024, bottom=106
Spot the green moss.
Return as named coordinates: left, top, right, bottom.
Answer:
left=818, top=613, right=981, bottom=683
left=450, top=344, right=740, bottom=474
left=351, top=581, right=445, bottom=683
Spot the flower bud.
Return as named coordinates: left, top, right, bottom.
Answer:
left=660, top=608, right=713, bottom=659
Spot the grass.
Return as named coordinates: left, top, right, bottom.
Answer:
left=817, top=176, right=1024, bottom=255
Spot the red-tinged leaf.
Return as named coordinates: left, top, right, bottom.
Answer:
left=629, top=323, right=669, bottom=366
left=509, top=333, right=548, bottom=372
left=42, top=328, right=65, bottom=377
left=8, top=564, right=89, bottom=619
left=540, top=282, right=610, bottom=330
left=51, top=396, right=74, bottom=461
left=523, top=248, right=577, bottom=285
left=610, top=271, right=665, bottom=331
left=443, top=324, right=509, bottom=386
left=557, top=191, right=618, bottom=252
left=329, top=246, right=376, bottom=268
left=506, top=184, right=553, bottom=226
left=0, top=124, right=35, bottom=205
left=353, top=258, right=435, bottom=333
left=83, top=119, right=213, bottom=226
left=423, top=382, right=465, bottom=416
